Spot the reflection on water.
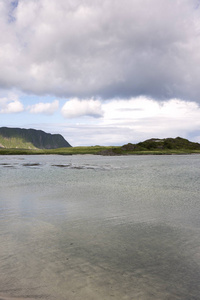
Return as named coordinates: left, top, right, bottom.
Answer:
left=0, top=155, right=200, bottom=299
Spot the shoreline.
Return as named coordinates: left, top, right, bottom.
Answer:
left=1, top=152, right=200, bottom=156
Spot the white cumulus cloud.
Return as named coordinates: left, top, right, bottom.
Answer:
left=60, top=97, right=200, bottom=146
left=28, top=100, right=59, bottom=114
left=0, top=95, right=24, bottom=113
left=61, top=98, right=103, bottom=118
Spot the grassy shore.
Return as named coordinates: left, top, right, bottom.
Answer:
left=0, top=146, right=115, bottom=155
left=1, top=146, right=200, bottom=155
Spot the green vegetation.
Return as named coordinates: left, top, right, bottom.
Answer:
left=1, top=136, right=200, bottom=155
left=0, top=127, right=71, bottom=149
left=0, top=145, right=116, bottom=155
left=47, top=145, right=116, bottom=155
left=136, top=137, right=200, bottom=151
left=0, top=136, right=37, bottom=149
left=0, top=148, right=42, bottom=155
left=96, top=137, right=200, bottom=155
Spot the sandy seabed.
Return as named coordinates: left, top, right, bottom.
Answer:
left=0, top=297, right=37, bottom=300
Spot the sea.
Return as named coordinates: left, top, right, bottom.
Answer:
left=0, top=154, right=200, bottom=300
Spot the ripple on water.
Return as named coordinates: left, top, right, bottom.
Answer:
left=0, top=155, right=200, bottom=299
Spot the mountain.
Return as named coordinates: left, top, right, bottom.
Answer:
left=0, top=127, right=71, bottom=149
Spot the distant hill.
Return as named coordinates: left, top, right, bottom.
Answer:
left=0, top=127, right=71, bottom=149
left=97, top=137, right=200, bottom=155
left=124, top=137, right=200, bottom=151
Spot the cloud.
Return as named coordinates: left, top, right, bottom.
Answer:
left=58, top=97, right=200, bottom=146
left=0, top=0, right=200, bottom=101
left=0, top=95, right=24, bottom=113
left=28, top=100, right=59, bottom=114
left=61, top=98, right=103, bottom=118
left=102, top=97, right=200, bottom=131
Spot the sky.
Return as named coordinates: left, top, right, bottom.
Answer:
left=1, top=0, right=200, bottom=146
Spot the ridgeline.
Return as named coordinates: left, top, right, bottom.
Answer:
left=0, top=127, right=71, bottom=150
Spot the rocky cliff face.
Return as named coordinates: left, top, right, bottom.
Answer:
left=0, top=127, right=71, bottom=149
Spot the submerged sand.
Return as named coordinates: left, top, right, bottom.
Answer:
left=0, top=296, right=37, bottom=300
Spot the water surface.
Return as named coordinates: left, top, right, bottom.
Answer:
left=0, top=155, right=200, bottom=299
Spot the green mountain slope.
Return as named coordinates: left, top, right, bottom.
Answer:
left=0, top=127, right=71, bottom=149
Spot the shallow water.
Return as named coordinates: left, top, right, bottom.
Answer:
left=0, top=154, right=200, bottom=299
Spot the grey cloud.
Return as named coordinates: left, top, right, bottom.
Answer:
left=0, top=0, right=200, bottom=101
